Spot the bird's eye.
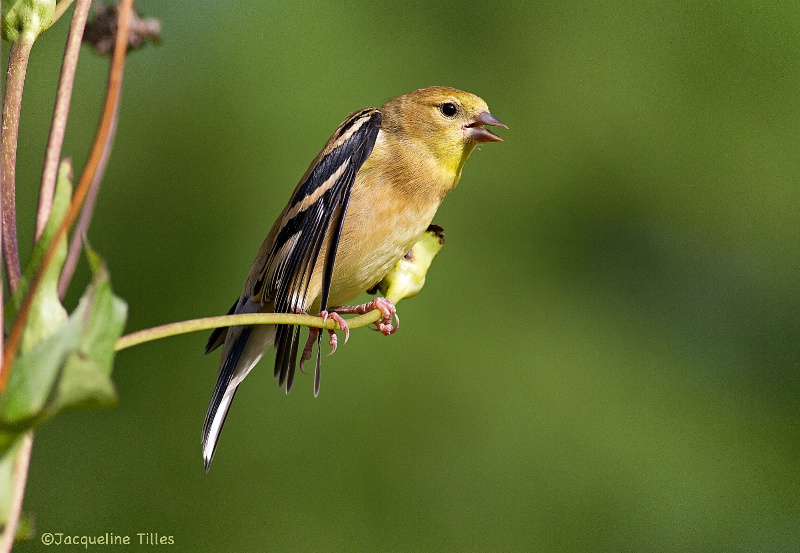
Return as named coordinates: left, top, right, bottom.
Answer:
left=439, top=102, right=458, bottom=117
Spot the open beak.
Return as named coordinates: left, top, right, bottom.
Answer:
left=464, top=111, right=507, bottom=143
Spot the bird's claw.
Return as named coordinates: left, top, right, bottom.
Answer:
left=370, top=297, right=399, bottom=336
left=299, top=327, right=318, bottom=374
left=331, top=297, right=399, bottom=336
left=300, top=311, right=350, bottom=373
left=299, top=299, right=397, bottom=373
left=321, top=311, right=350, bottom=345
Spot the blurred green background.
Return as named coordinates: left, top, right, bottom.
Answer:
left=10, top=0, right=800, bottom=551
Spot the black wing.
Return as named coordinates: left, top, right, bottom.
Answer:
left=205, top=299, right=237, bottom=354
left=254, top=108, right=381, bottom=395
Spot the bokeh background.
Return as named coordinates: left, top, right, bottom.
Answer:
left=10, top=1, right=799, bottom=551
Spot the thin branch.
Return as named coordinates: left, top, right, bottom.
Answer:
left=59, top=3, right=162, bottom=298
left=36, top=0, right=93, bottom=241
left=1, top=39, right=34, bottom=293
left=0, top=0, right=134, bottom=391
left=0, top=433, right=33, bottom=553
left=115, top=308, right=386, bottom=352
left=58, top=87, right=119, bottom=298
left=0, top=7, right=11, bottom=551
left=1, top=0, right=4, bottom=382
left=52, top=0, right=77, bottom=26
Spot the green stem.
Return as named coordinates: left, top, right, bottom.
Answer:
left=115, top=308, right=386, bottom=351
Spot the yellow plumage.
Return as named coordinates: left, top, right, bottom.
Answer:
left=202, top=86, right=505, bottom=470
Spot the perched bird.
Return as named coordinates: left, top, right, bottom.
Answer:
left=202, top=86, right=505, bottom=470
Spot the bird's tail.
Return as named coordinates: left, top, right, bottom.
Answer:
left=202, top=384, right=239, bottom=472
left=202, top=323, right=274, bottom=471
left=202, top=326, right=251, bottom=471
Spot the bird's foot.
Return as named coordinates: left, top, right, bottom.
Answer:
left=330, top=297, right=399, bottom=336
left=299, top=311, right=349, bottom=374
left=298, top=299, right=397, bottom=374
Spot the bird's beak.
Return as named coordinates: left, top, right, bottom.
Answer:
left=464, top=111, right=507, bottom=143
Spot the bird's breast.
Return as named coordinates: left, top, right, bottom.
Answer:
left=325, top=185, right=440, bottom=308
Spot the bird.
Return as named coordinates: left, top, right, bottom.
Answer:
left=202, top=86, right=505, bottom=471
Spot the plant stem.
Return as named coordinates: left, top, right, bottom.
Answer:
left=36, top=0, right=93, bottom=242
left=0, top=4, right=9, bottom=548
left=52, top=0, right=77, bottom=25
left=1, top=0, right=5, bottom=363
left=0, top=0, right=134, bottom=391
left=115, top=308, right=386, bottom=352
left=1, top=39, right=34, bottom=293
left=58, top=83, right=119, bottom=299
left=0, top=433, right=33, bottom=553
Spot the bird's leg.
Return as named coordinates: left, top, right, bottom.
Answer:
left=298, top=327, right=318, bottom=374
left=329, top=297, right=399, bottom=336
left=300, top=299, right=397, bottom=372
left=319, top=311, right=350, bottom=351
left=299, top=311, right=350, bottom=374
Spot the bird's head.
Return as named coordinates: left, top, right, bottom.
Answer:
left=381, top=86, right=506, bottom=177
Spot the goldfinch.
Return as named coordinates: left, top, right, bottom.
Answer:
left=202, top=86, right=505, bottom=470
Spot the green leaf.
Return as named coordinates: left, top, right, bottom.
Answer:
left=6, top=159, right=72, bottom=352
left=0, top=170, right=128, bottom=453
left=0, top=251, right=127, bottom=453
left=0, top=321, right=73, bottom=428
left=0, top=160, right=74, bottom=452
left=49, top=251, right=126, bottom=413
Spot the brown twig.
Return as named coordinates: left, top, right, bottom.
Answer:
left=0, top=0, right=134, bottom=391
left=1, top=39, right=33, bottom=293
left=58, top=2, right=162, bottom=298
left=0, top=8, right=12, bottom=551
left=59, top=102, right=119, bottom=298
left=1, top=0, right=5, bottom=378
left=52, top=0, right=77, bottom=25
left=36, top=0, right=93, bottom=242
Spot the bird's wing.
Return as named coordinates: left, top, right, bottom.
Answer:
left=205, top=299, right=237, bottom=354
left=249, top=107, right=382, bottom=394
